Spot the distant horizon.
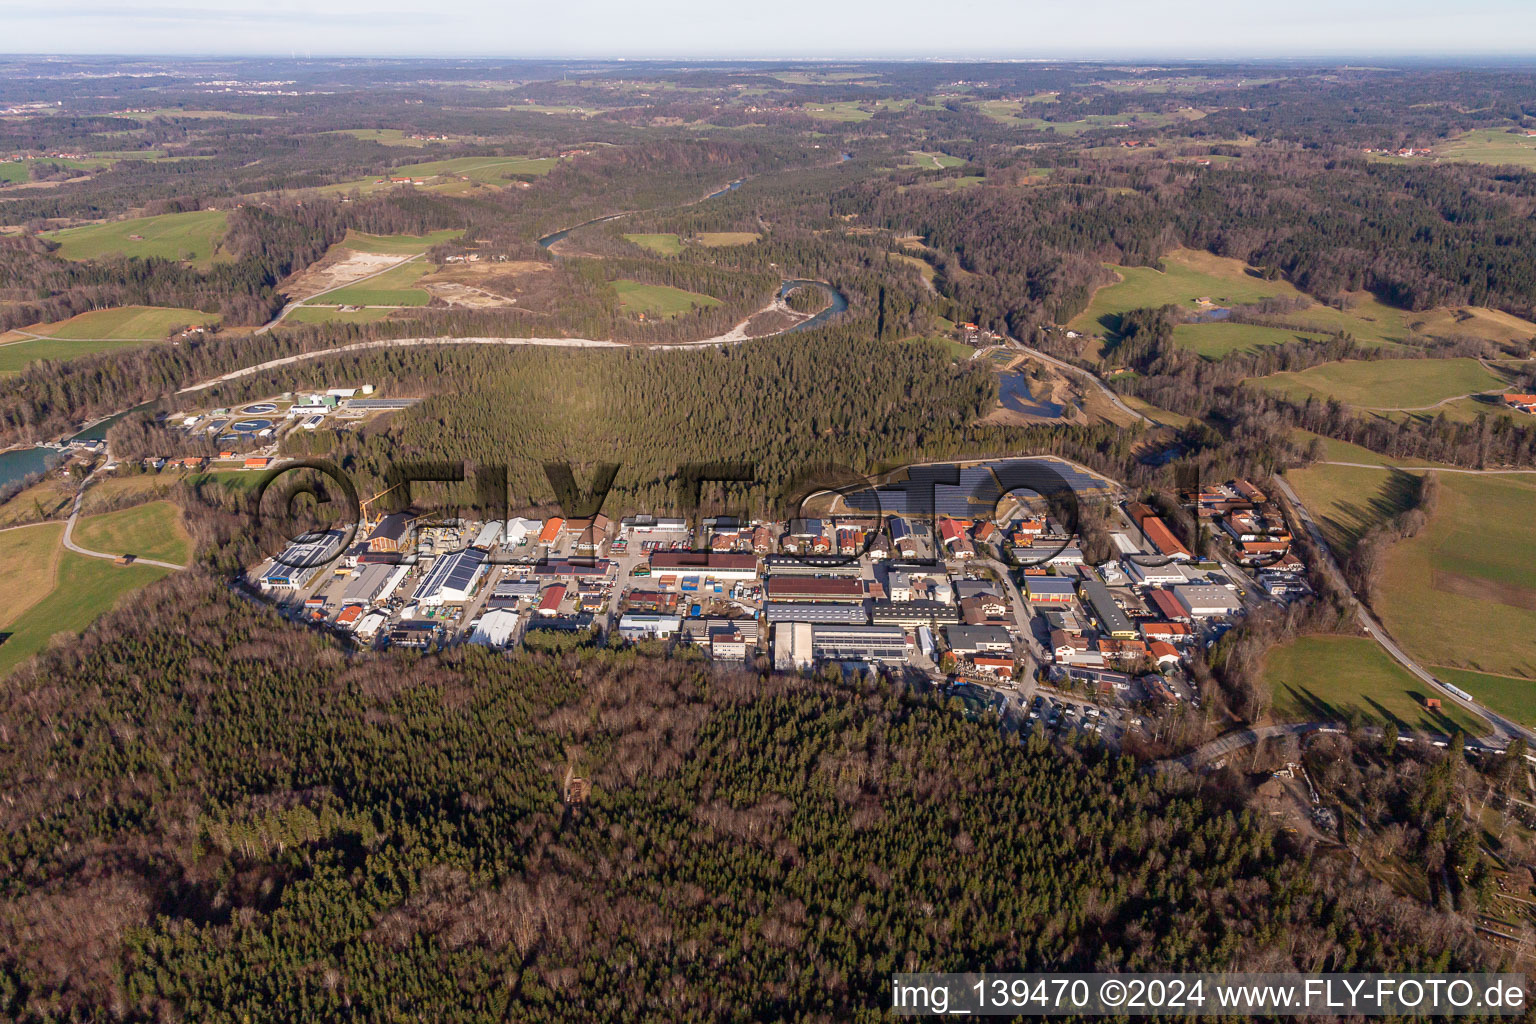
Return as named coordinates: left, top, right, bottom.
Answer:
left=5, top=53, right=1536, bottom=67
left=1, top=0, right=1533, bottom=63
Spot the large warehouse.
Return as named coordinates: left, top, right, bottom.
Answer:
left=259, top=530, right=347, bottom=591
left=1080, top=580, right=1136, bottom=639
left=810, top=624, right=909, bottom=663
left=1172, top=584, right=1242, bottom=618
left=414, top=548, right=489, bottom=606
left=765, top=576, right=865, bottom=603
left=764, top=602, right=868, bottom=624
left=649, top=551, right=759, bottom=581
left=342, top=562, right=411, bottom=607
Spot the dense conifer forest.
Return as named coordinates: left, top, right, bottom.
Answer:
left=0, top=574, right=1495, bottom=1021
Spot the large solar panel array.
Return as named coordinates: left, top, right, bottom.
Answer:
left=843, top=458, right=1108, bottom=516
left=417, top=548, right=488, bottom=601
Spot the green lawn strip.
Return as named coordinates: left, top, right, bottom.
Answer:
left=71, top=501, right=191, bottom=565
left=1265, top=635, right=1489, bottom=736
left=0, top=549, right=169, bottom=677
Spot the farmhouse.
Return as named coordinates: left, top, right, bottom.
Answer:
left=1503, top=393, right=1536, bottom=414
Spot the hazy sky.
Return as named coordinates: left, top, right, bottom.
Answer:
left=2, top=0, right=1534, bottom=59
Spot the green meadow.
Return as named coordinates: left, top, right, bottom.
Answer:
left=44, top=210, right=230, bottom=268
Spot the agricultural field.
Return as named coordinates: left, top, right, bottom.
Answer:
left=802, top=99, right=912, bottom=122
left=915, top=175, right=985, bottom=190
left=317, top=155, right=561, bottom=195
left=695, top=232, right=760, bottom=247
left=0, top=478, right=73, bottom=527
left=905, top=151, right=967, bottom=169
left=284, top=306, right=399, bottom=324
left=1387, top=129, right=1536, bottom=170
left=323, top=128, right=443, bottom=147
left=0, top=336, right=156, bottom=374
left=43, top=210, right=230, bottom=268
left=1172, top=322, right=1326, bottom=359
left=338, top=229, right=464, bottom=254
left=71, top=500, right=191, bottom=565
left=1288, top=429, right=1456, bottom=470
left=1435, top=667, right=1536, bottom=728
left=1375, top=472, right=1536, bottom=682
left=315, top=262, right=433, bottom=306
left=0, top=305, right=221, bottom=372
left=0, top=522, right=65, bottom=632
left=1067, top=249, right=1304, bottom=336
left=389, top=155, right=561, bottom=181
left=116, top=108, right=273, bottom=120
left=19, top=305, right=218, bottom=340
left=0, top=157, right=111, bottom=182
left=1252, top=357, right=1508, bottom=410
left=0, top=544, right=169, bottom=677
left=1264, top=634, right=1488, bottom=736
left=624, top=233, right=684, bottom=256
left=1283, top=461, right=1422, bottom=554
left=78, top=473, right=179, bottom=514
left=613, top=279, right=722, bottom=318
left=1063, top=251, right=1507, bottom=351
left=1407, top=305, right=1536, bottom=350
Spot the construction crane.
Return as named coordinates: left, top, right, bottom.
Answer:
left=358, top=483, right=404, bottom=531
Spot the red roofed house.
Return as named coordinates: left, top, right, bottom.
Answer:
left=244, top=457, right=270, bottom=470
left=1139, top=621, right=1192, bottom=643
left=971, top=655, right=1015, bottom=679
left=1148, top=640, right=1181, bottom=666
left=1502, top=394, right=1536, bottom=414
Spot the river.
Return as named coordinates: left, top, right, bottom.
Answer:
left=779, top=280, right=849, bottom=334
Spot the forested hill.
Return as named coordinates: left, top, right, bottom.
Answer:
left=0, top=574, right=1488, bottom=1021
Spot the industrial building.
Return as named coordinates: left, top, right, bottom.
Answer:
left=259, top=530, right=347, bottom=590
left=774, top=621, right=814, bottom=671
left=619, top=614, right=682, bottom=640
left=342, top=562, right=410, bottom=607
left=945, top=624, right=1013, bottom=655
left=650, top=551, right=758, bottom=580
left=1080, top=579, right=1137, bottom=639
left=366, top=514, right=411, bottom=553
left=467, top=609, right=520, bottom=648
left=414, top=548, right=489, bottom=606
left=1024, top=576, right=1077, bottom=603
left=681, top=618, right=760, bottom=645
left=388, top=620, right=439, bottom=648
left=761, top=555, right=862, bottom=577
left=810, top=624, right=909, bottom=663
left=870, top=600, right=960, bottom=627
left=763, top=602, right=868, bottom=624
left=765, top=576, right=864, bottom=603
left=1172, top=584, right=1243, bottom=618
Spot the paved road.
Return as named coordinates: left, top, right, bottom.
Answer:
left=60, top=473, right=190, bottom=571
left=175, top=294, right=824, bottom=396
left=1319, top=460, right=1536, bottom=475
left=1271, top=473, right=1532, bottom=746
